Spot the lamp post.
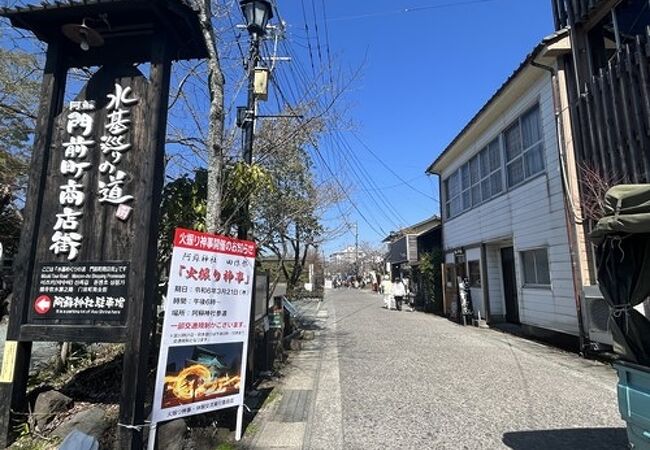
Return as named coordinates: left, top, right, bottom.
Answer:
left=237, top=0, right=272, bottom=398
left=238, top=0, right=273, bottom=241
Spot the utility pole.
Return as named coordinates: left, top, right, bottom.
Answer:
left=238, top=17, right=261, bottom=395
left=237, top=0, right=273, bottom=393
left=238, top=36, right=260, bottom=241
left=354, top=222, right=359, bottom=278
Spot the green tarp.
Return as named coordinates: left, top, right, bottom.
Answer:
left=591, top=185, right=650, bottom=241
left=591, top=184, right=650, bottom=365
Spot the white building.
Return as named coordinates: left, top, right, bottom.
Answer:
left=426, top=32, right=585, bottom=339
left=329, top=246, right=365, bottom=266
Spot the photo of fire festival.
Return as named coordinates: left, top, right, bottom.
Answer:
left=161, top=343, right=243, bottom=409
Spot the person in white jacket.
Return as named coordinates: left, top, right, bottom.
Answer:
left=392, top=278, right=407, bottom=311
left=381, top=276, right=393, bottom=309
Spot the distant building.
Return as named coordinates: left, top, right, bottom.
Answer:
left=329, top=246, right=365, bottom=266
left=383, top=216, right=441, bottom=281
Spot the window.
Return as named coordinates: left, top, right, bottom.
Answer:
left=468, top=260, right=481, bottom=288
left=521, top=248, right=551, bottom=286
left=442, top=104, right=543, bottom=219
left=461, top=163, right=471, bottom=211
left=505, top=106, right=544, bottom=188
left=445, top=139, right=504, bottom=219
left=445, top=172, right=462, bottom=218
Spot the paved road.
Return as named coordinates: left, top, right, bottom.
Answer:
left=248, top=288, right=628, bottom=449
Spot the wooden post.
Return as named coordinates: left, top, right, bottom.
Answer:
left=441, top=263, right=447, bottom=316
left=246, top=270, right=257, bottom=391
left=115, top=31, right=170, bottom=450
left=0, top=41, right=67, bottom=448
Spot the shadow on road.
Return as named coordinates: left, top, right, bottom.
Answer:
left=502, top=427, right=628, bottom=449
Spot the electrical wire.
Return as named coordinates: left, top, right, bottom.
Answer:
left=300, top=0, right=316, bottom=74
left=327, top=0, right=507, bottom=22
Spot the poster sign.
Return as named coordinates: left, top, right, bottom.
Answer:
left=0, top=342, right=17, bottom=384
left=29, top=261, right=129, bottom=322
left=151, top=228, right=255, bottom=423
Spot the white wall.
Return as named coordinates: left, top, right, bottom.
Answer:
left=440, top=73, right=578, bottom=335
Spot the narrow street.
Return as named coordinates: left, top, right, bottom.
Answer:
left=248, top=288, right=627, bottom=449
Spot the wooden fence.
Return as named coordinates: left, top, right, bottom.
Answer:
left=574, top=32, right=650, bottom=183
left=552, top=0, right=604, bottom=29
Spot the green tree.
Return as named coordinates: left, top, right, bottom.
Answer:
left=158, top=169, right=208, bottom=275
left=253, top=110, right=327, bottom=296
left=418, top=250, right=443, bottom=314
left=156, top=163, right=272, bottom=297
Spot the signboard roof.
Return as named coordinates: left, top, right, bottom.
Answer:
left=0, top=0, right=207, bottom=64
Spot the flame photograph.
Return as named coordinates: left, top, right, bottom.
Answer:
left=161, top=343, right=243, bottom=409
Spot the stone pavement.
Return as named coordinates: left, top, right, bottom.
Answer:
left=243, top=288, right=628, bottom=449
left=244, top=298, right=343, bottom=449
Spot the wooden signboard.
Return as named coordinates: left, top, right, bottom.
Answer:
left=0, top=2, right=207, bottom=448
left=21, top=65, right=154, bottom=341
left=0, top=39, right=172, bottom=450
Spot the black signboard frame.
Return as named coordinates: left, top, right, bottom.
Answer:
left=30, top=261, right=130, bottom=323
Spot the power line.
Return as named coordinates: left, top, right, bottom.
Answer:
left=269, top=59, right=402, bottom=233
left=350, top=133, right=439, bottom=202
left=272, top=45, right=407, bottom=229
left=320, top=0, right=334, bottom=87
left=327, top=0, right=506, bottom=22
left=263, top=21, right=430, bottom=235
left=311, top=143, right=388, bottom=237
left=310, top=0, right=324, bottom=68
left=300, top=0, right=316, bottom=74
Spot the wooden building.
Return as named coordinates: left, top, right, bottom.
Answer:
left=383, top=216, right=442, bottom=309
left=383, top=216, right=441, bottom=280
left=426, top=32, right=591, bottom=342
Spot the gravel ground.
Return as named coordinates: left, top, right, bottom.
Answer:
left=323, top=288, right=627, bottom=450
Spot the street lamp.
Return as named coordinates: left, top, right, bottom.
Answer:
left=240, top=0, right=273, bottom=37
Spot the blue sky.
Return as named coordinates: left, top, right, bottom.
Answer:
left=268, top=0, right=555, bottom=254
left=0, top=0, right=554, bottom=256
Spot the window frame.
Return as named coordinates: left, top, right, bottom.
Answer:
left=520, top=247, right=551, bottom=288
left=504, top=105, right=545, bottom=189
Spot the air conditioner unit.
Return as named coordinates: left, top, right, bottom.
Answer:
left=583, top=285, right=613, bottom=346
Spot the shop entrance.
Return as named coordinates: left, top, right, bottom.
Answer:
left=501, top=247, right=520, bottom=324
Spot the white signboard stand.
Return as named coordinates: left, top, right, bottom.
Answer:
left=148, top=228, right=256, bottom=449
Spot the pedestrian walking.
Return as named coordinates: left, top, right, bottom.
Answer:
left=380, top=275, right=393, bottom=309
left=392, top=278, right=407, bottom=311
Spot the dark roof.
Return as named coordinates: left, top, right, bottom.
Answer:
left=0, top=0, right=207, bottom=65
left=425, top=29, right=568, bottom=175
left=382, top=215, right=441, bottom=242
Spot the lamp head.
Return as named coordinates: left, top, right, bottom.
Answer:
left=61, top=19, right=104, bottom=51
left=239, top=0, right=273, bottom=36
